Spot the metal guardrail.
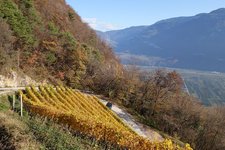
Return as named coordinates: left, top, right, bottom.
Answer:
left=0, top=86, right=39, bottom=91
left=0, top=87, right=26, bottom=91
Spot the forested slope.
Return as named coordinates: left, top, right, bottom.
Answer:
left=0, top=0, right=121, bottom=89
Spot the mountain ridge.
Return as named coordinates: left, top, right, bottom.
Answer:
left=98, top=8, right=225, bottom=72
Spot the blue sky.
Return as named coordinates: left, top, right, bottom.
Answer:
left=66, top=0, right=225, bottom=31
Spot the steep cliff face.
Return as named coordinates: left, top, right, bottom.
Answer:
left=0, top=0, right=122, bottom=88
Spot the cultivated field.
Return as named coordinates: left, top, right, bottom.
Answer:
left=19, top=85, right=190, bottom=150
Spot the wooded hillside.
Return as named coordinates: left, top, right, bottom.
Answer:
left=0, top=0, right=121, bottom=89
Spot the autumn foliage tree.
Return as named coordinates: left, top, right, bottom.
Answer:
left=132, top=70, right=183, bottom=117
left=195, top=106, right=225, bottom=150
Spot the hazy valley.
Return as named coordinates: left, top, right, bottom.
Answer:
left=98, top=8, right=225, bottom=106
left=98, top=8, right=225, bottom=72
left=139, top=66, right=225, bottom=105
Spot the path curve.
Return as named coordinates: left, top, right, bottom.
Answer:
left=100, top=99, right=164, bottom=142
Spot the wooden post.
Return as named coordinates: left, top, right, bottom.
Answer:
left=20, top=93, right=23, bottom=117
left=17, top=49, right=20, bottom=71
left=12, top=94, right=15, bottom=110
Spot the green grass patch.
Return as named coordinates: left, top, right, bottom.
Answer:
left=23, top=116, right=102, bottom=150
left=0, top=95, right=11, bottom=111
left=0, top=103, right=8, bottom=111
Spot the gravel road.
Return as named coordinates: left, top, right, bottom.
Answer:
left=100, top=99, right=164, bottom=142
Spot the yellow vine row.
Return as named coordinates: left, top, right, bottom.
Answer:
left=19, top=85, right=192, bottom=150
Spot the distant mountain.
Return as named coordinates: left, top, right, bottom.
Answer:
left=98, top=8, right=225, bottom=72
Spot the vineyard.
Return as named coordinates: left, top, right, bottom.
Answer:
left=18, top=85, right=192, bottom=150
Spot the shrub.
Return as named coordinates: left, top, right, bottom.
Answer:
left=46, top=52, right=57, bottom=65
left=62, top=32, right=77, bottom=51
left=48, top=22, right=60, bottom=35
left=0, top=0, right=35, bottom=44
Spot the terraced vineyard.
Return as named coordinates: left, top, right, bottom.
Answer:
left=18, top=85, right=192, bottom=150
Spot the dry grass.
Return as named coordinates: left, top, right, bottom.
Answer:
left=0, top=111, right=42, bottom=150
left=0, top=95, right=114, bottom=150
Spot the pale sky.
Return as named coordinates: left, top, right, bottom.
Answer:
left=66, top=0, right=225, bottom=31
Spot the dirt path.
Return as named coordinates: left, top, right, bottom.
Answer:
left=100, top=99, right=164, bottom=142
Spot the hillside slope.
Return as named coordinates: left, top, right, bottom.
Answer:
left=0, top=0, right=121, bottom=89
left=0, top=94, right=106, bottom=150
left=98, top=8, right=225, bottom=72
